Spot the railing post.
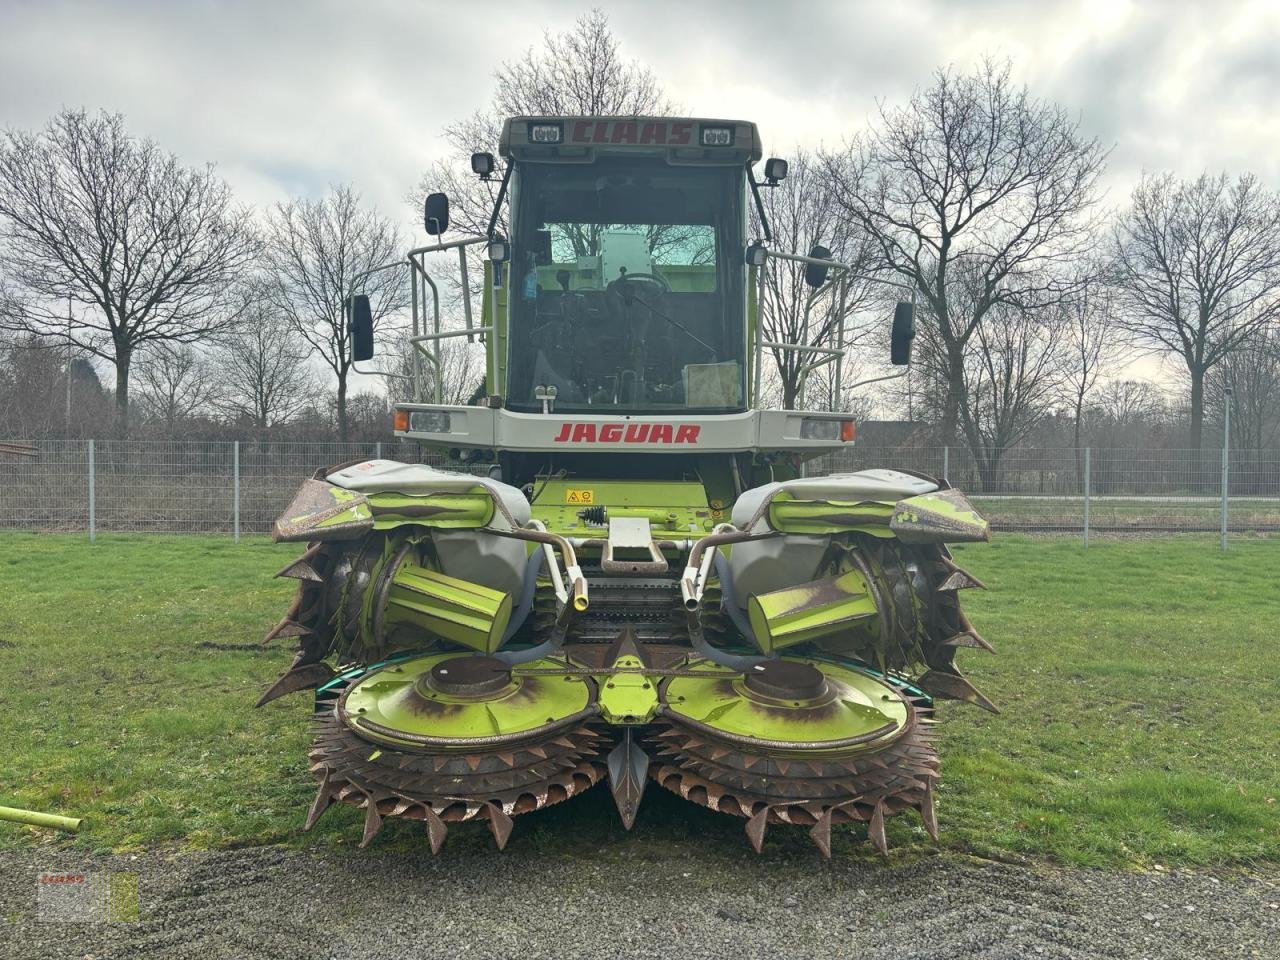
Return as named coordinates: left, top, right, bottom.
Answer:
left=1220, top=402, right=1230, bottom=552
left=375, top=441, right=382, bottom=460
left=1083, top=446, right=1091, bottom=549
left=233, top=440, right=241, bottom=544
left=88, top=439, right=95, bottom=542
left=942, top=446, right=949, bottom=484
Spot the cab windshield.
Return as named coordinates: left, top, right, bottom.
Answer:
left=506, top=157, right=746, bottom=412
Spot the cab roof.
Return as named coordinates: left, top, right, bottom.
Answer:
left=500, top=116, right=762, bottom=164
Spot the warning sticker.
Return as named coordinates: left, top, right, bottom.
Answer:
left=564, top=489, right=595, bottom=505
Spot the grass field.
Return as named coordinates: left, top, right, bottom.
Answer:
left=0, top=532, right=1276, bottom=869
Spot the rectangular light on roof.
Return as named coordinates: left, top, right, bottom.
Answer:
left=700, top=125, right=734, bottom=146
left=529, top=122, right=563, bottom=143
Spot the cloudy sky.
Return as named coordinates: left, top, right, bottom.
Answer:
left=4, top=0, right=1276, bottom=223
left=3, top=0, right=1277, bottom=389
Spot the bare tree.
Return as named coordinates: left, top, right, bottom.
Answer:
left=1058, top=268, right=1128, bottom=483
left=411, top=9, right=673, bottom=239
left=0, top=110, right=257, bottom=435
left=1206, top=326, right=1280, bottom=449
left=212, top=298, right=322, bottom=436
left=264, top=185, right=404, bottom=442
left=133, top=344, right=220, bottom=432
left=1112, top=171, right=1280, bottom=452
left=824, top=61, right=1106, bottom=444
left=385, top=337, right=485, bottom=408
left=755, top=149, right=882, bottom=409
left=958, top=299, right=1065, bottom=489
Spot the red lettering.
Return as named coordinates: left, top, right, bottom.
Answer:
left=592, top=121, right=608, bottom=143
left=611, top=122, right=637, bottom=144
left=668, top=121, right=693, bottom=146
left=639, top=122, right=665, bottom=145
left=600, top=424, right=623, bottom=442
left=623, top=423, right=650, bottom=443
left=674, top=425, right=700, bottom=443
left=571, top=120, right=591, bottom=142
left=553, top=423, right=572, bottom=442
left=571, top=423, right=596, bottom=442
left=649, top=424, right=673, bottom=444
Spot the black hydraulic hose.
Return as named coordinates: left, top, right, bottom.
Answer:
left=500, top=548, right=545, bottom=644
left=713, top=550, right=761, bottom=651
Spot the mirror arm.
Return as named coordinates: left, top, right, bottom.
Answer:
left=844, top=367, right=909, bottom=393
left=486, top=163, right=514, bottom=240
left=746, top=164, right=772, bottom=243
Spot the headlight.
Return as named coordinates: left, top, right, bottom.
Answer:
left=409, top=411, right=452, bottom=433
left=799, top=418, right=840, bottom=440
left=529, top=122, right=563, bottom=144
left=700, top=125, right=734, bottom=146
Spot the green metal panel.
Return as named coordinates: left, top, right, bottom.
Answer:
left=366, top=491, right=495, bottom=529
left=767, top=493, right=897, bottom=537
left=890, top=488, right=990, bottom=543
left=530, top=479, right=713, bottom=536
left=596, top=651, right=661, bottom=724
left=342, top=653, right=592, bottom=746
left=384, top=562, right=512, bottom=653
left=663, top=658, right=908, bottom=755
left=746, top=567, right=879, bottom=653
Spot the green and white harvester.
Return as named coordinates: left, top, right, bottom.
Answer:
left=263, top=116, right=994, bottom=856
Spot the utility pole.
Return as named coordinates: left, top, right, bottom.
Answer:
left=1220, top=388, right=1232, bottom=553
left=65, top=297, right=72, bottom=431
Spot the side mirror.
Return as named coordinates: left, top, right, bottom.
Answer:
left=764, top=157, right=788, bottom=183
left=424, top=193, right=450, bottom=236
left=348, top=294, right=374, bottom=362
left=804, top=244, right=832, bottom=288
left=890, top=301, right=915, bottom=366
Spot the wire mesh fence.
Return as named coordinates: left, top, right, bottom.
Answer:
left=2, top=439, right=1277, bottom=538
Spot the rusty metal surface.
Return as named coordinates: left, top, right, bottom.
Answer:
left=650, top=676, right=940, bottom=857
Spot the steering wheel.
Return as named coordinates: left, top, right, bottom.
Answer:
left=611, top=271, right=672, bottom=295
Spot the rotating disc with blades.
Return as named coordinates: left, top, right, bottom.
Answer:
left=651, top=657, right=939, bottom=857
left=306, top=653, right=606, bottom=852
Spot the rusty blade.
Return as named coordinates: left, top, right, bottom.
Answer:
left=486, top=802, right=514, bottom=850
left=304, top=770, right=337, bottom=831
left=917, top=669, right=1000, bottom=714
left=358, top=795, right=384, bottom=848
left=936, top=555, right=987, bottom=591
left=423, top=805, right=448, bottom=855
left=257, top=661, right=335, bottom=708
left=868, top=800, right=888, bottom=856
left=809, top=808, right=834, bottom=860
left=920, top=779, right=938, bottom=841
left=606, top=728, right=649, bottom=830
left=745, top=807, right=769, bottom=853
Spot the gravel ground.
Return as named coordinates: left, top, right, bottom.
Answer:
left=2, top=843, right=1277, bottom=960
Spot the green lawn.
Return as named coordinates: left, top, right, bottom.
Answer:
left=0, top=532, right=1276, bottom=868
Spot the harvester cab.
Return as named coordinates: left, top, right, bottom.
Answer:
left=266, top=116, right=994, bottom=858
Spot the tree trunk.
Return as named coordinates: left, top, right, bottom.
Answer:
left=114, top=347, right=132, bottom=439
left=336, top=371, right=349, bottom=443
left=1189, top=368, right=1204, bottom=454
left=939, top=344, right=965, bottom=446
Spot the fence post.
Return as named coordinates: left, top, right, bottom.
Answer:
left=1083, top=446, right=1090, bottom=549
left=942, top=446, right=949, bottom=484
left=233, top=440, right=241, bottom=544
left=88, top=439, right=96, bottom=542
left=1220, top=401, right=1230, bottom=552
left=375, top=441, right=382, bottom=460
